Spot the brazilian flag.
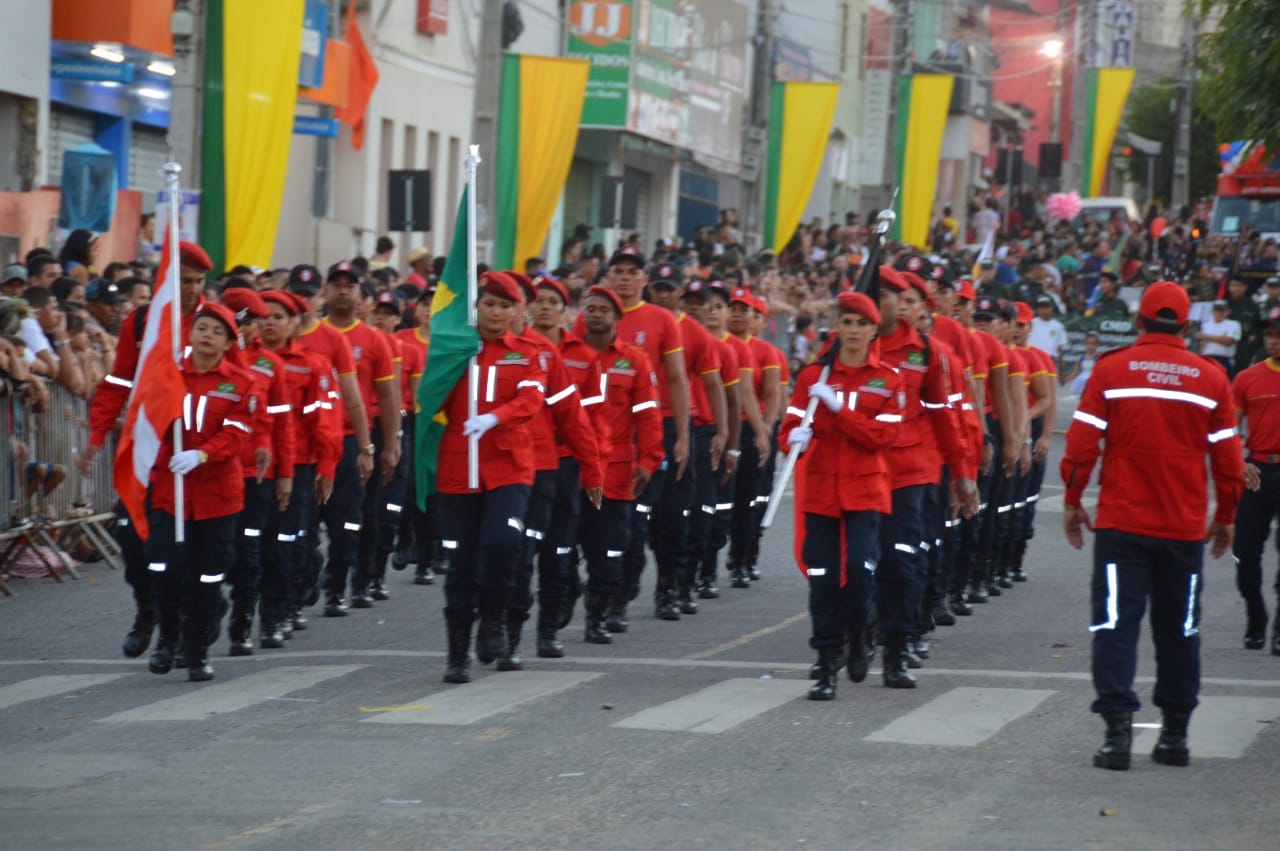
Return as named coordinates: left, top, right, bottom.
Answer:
left=415, top=190, right=480, bottom=504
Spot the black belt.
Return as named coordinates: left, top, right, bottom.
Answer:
left=1249, top=454, right=1280, bottom=464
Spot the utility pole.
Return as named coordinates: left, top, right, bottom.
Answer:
left=168, top=0, right=206, bottom=186
left=1170, top=14, right=1197, bottom=212
left=882, top=0, right=912, bottom=210
left=1066, top=0, right=1095, bottom=195
left=743, top=0, right=777, bottom=251
left=471, top=0, right=505, bottom=258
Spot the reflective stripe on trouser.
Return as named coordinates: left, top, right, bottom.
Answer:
left=876, top=484, right=928, bottom=634
left=682, top=423, right=717, bottom=589
left=322, top=434, right=366, bottom=596
left=437, top=484, right=531, bottom=619
left=146, top=510, right=236, bottom=636
left=624, top=417, right=677, bottom=599
left=921, top=477, right=951, bottom=611
left=509, top=467, right=558, bottom=615
left=228, top=477, right=275, bottom=603
left=372, top=425, right=412, bottom=575
left=1017, top=416, right=1046, bottom=542
left=1090, top=528, right=1204, bottom=715
left=727, top=426, right=762, bottom=569
left=536, top=457, right=582, bottom=612
left=803, top=510, right=881, bottom=649
left=581, top=496, right=633, bottom=596
left=271, top=463, right=315, bottom=607
left=747, top=428, right=781, bottom=569
left=114, top=499, right=151, bottom=609
left=353, top=422, right=388, bottom=590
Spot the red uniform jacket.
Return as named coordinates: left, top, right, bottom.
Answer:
left=1233, top=360, right=1280, bottom=457
left=272, top=341, right=342, bottom=479
left=879, top=321, right=976, bottom=486
left=779, top=355, right=903, bottom=516
left=582, top=338, right=665, bottom=500
left=436, top=332, right=546, bottom=493
left=241, top=343, right=296, bottom=481
left=524, top=330, right=603, bottom=489
left=1062, top=333, right=1243, bottom=540
left=150, top=354, right=257, bottom=520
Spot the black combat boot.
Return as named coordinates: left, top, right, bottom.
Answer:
left=475, top=594, right=509, bottom=664
left=185, top=628, right=214, bottom=682
left=994, top=540, right=1015, bottom=589
left=497, top=610, right=527, bottom=671
left=902, top=637, right=925, bottom=670
left=931, top=599, right=956, bottom=627
left=1010, top=540, right=1029, bottom=582
left=584, top=592, right=613, bottom=644
left=729, top=564, right=750, bottom=589
left=227, top=600, right=255, bottom=656
left=603, top=595, right=629, bottom=633
left=369, top=578, right=390, bottom=601
left=676, top=584, right=699, bottom=615
left=1093, top=712, right=1133, bottom=770
left=122, top=606, right=155, bottom=658
left=912, top=634, right=931, bottom=660
left=290, top=604, right=308, bottom=631
left=1244, top=594, right=1268, bottom=650
left=258, top=601, right=285, bottom=649
left=1151, top=711, right=1191, bottom=766
left=349, top=585, right=374, bottom=608
left=845, top=624, right=870, bottom=683
left=949, top=591, right=973, bottom=616
left=413, top=561, right=436, bottom=585
left=881, top=632, right=917, bottom=689
left=443, top=616, right=472, bottom=684
left=536, top=603, right=565, bottom=658
left=148, top=609, right=181, bottom=674
left=560, top=568, right=583, bottom=630
left=654, top=587, right=681, bottom=621
left=808, top=646, right=839, bottom=701
left=1272, top=595, right=1280, bottom=656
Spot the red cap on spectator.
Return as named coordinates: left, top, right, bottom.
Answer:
left=192, top=301, right=240, bottom=337
left=837, top=291, right=881, bottom=324
left=1139, top=281, right=1190, bottom=325
left=262, top=289, right=303, bottom=316
left=878, top=265, right=908, bottom=293
left=534, top=274, right=570, bottom=305
left=221, top=287, right=269, bottom=322
left=479, top=271, right=525, bottom=304
left=179, top=241, right=214, bottom=272
left=585, top=284, right=624, bottom=316
left=1014, top=301, right=1034, bottom=325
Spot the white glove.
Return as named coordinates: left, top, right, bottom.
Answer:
left=463, top=413, right=499, bottom=439
left=169, top=449, right=202, bottom=475
left=787, top=426, right=813, bottom=450
left=808, top=381, right=840, bottom=412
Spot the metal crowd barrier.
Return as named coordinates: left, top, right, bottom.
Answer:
left=1, top=379, right=124, bottom=594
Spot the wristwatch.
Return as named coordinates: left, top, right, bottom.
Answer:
left=364, top=443, right=376, bottom=456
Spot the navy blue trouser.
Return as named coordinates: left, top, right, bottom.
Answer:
left=147, top=511, right=236, bottom=636
left=373, top=424, right=412, bottom=575
left=727, top=427, right=762, bottom=570
left=537, top=457, right=581, bottom=612
left=622, top=417, right=674, bottom=600
left=437, top=484, right=531, bottom=622
left=1233, top=460, right=1280, bottom=602
left=921, top=478, right=949, bottom=612
left=228, top=477, right=275, bottom=605
left=748, top=429, right=780, bottom=570
left=802, top=510, right=881, bottom=649
left=684, top=423, right=716, bottom=587
left=322, top=435, right=365, bottom=597
left=1090, top=528, right=1203, bottom=715
left=877, top=484, right=928, bottom=635
left=1018, top=417, right=1046, bottom=543
left=353, top=421, right=387, bottom=590
left=273, top=463, right=314, bottom=608
left=581, top=496, right=633, bottom=596
left=114, top=500, right=149, bottom=610
left=977, top=420, right=1010, bottom=583
left=955, top=430, right=997, bottom=594
left=510, top=468, right=558, bottom=615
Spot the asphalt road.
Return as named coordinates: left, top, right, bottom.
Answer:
left=2, top=427, right=1279, bottom=850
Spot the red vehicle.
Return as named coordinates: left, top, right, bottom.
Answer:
left=1211, top=142, right=1280, bottom=243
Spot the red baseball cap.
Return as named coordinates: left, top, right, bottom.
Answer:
left=220, top=287, right=269, bottom=322
left=479, top=271, right=525, bottom=304
left=729, top=287, right=753, bottom=308
left=1014, top=301, right=1034, bottom=325
left=262, top=289, right=304, bottom=316
left=1139, top=281, right=1190, bottom=325
left=878, top=265, right=908, bottom=293
left=533, top=274, right=570, bottom=305
left=1261, top=304, right=1280, bottom=331
left=192, top=301, right=240, bottom=336
left=584, top=284, right=624, bottom=316
left=179, top=241, right=214, bottom=273
left=752, top=295, right=769, bottom=316
left=955, top=278, right=977, bottom=302
left=374, top=290, right=403, bottom=314
left=837, top=291, right=881, bottom=324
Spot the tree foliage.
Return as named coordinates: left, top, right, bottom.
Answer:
left=1121, top=78, right=1220, bottom=203
left=1197, top=0, right=1280, bottom=156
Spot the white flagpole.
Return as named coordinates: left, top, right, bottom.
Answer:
left=465, top=145, right=481, bottom=491
left=163, top=162, right=186, bottom=544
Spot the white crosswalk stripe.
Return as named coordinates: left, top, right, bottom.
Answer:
left=611, top=678, right=802, bottom=734
left=1132, top=696, right=1280, bottom=758
left=863, top=687, right=1057, bottom=746
left=0, top=674, right=130, bottom=711
left=97, top=665, right=364, bottom=722
left=363, top=671, right=602, bottom=726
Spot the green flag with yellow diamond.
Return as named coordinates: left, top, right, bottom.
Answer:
left=415, top=189, right=480, bottom=504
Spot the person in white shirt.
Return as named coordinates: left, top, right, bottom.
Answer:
left=1028, top=296, right=1068, bottom=363
left=1195, top=299, right=1243, bottom=375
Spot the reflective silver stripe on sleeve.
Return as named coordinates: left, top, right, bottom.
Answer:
left=223, top=419, right=251, bottom=433
left=105, top=374, right=134, bottom=389
left=875, top=413, right=903, bottom=423
left=786, top=406, right=806, bottom=418
left=1207, top=427, right=1237, bottom=444
left=267, top=404, right=292, bottom=414
left=547, top=385, right=577, bottom=406
left=632, top=400, right=658, bottom=413
left=1072, top=410, right=1108, bottom=431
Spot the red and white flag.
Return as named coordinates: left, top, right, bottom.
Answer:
left=113, top=233, right=185, bottom=541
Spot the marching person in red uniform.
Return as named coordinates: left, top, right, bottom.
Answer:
left=434, top=272, right=547, bottom=684
left=745, top=296, right=789, bottom=580
left=219, top=287, right=296, bottom=654
left=80, top=241, right=213, bottom=660
left=1010, top=301, right=1057, bottom=584
left=576, top=286, right=665, bottom=642
left=780, top=291, right=904, bottom=701
left=1063, top=282, right=1242, bottom=770
left=1231, top=304, right=1280, bottom=652
left=145, top=302, right=258, bottom=683
left=258, top=290, right=342, bottom=634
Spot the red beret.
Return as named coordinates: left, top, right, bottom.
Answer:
left=533, top=274, right=570, bottom=305
left=837, top=291, right=881, bottom=324
left=878, top=266, right=908, bottom=293
left=220, top=287, right=269, bottom=322
left=1139, top=281, right=1190, bottom=324
left=179, top=241, right=214, bottom=273
left=506, top=271, right=538, bottom=304
left=262, top=289, right=304, bottom=316
left=479, top=271, right=524, bottom=304
left=900, top=271, right=930, bottom=297
left=584, top=285, right=624, bottom=316
left=192, top=301, right=240, bottom=336
left=1014, top=301, right=1034, bottom=325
